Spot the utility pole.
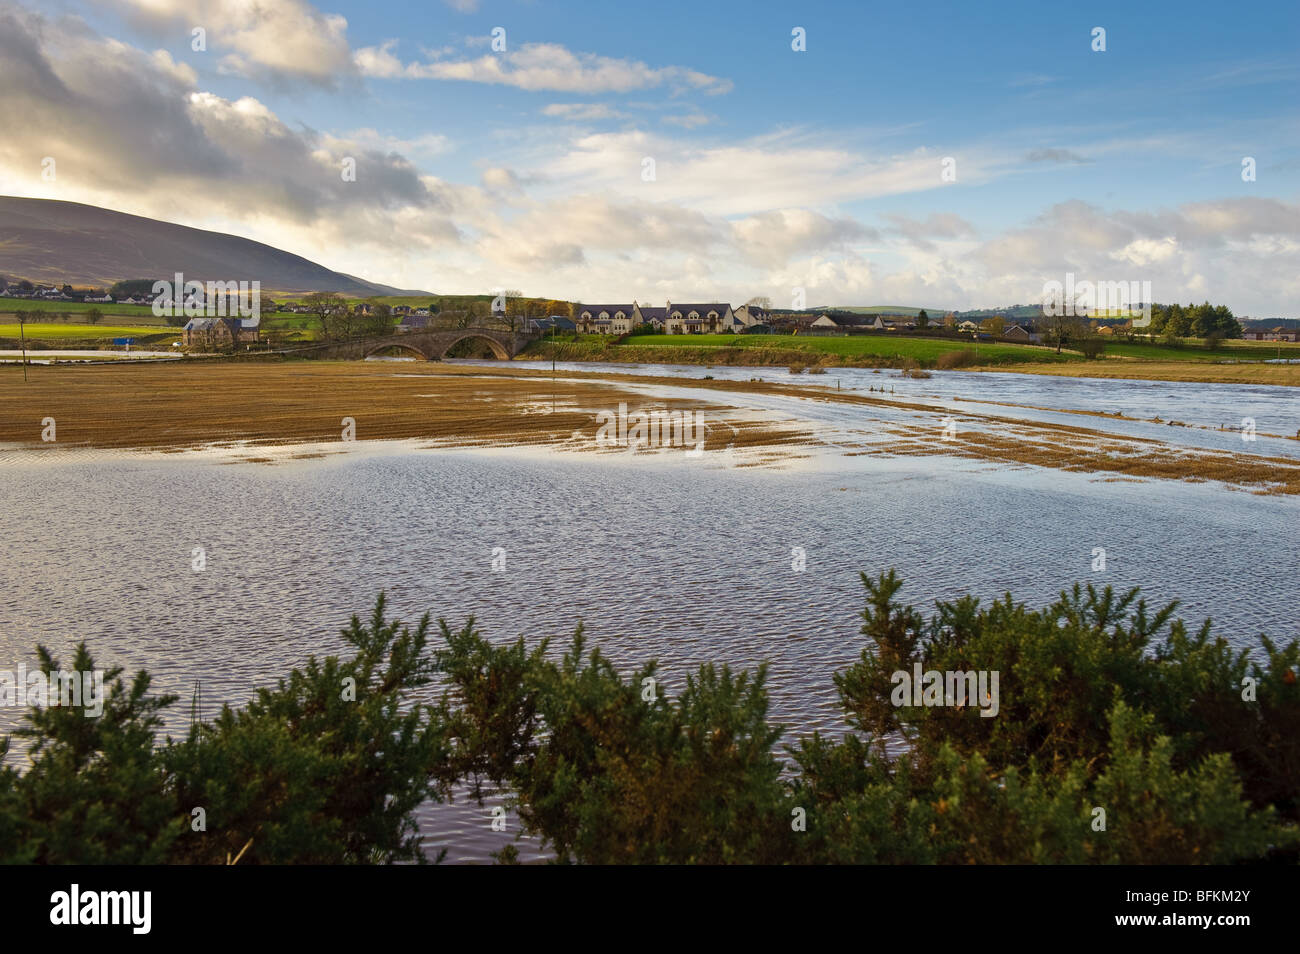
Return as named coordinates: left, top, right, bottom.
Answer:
left=18, top=311, right=28, bottom=382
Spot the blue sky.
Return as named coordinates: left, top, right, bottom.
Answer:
left=3, top=0, right=1298, bottom=313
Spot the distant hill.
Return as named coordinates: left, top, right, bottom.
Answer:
left=0, top=196, right=430, bottom=296
left=812, top=305, right=948, bottom=317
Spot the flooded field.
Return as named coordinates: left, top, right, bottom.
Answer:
left=2, top=359, right=1297, bottom=859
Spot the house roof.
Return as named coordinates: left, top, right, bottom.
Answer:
left=578, top=304, right=635, bottom=316
left=670, top=303, right=731, bottom=314
left=817, top=314, right=876, bottom=327
left=530, top=316, right=576, bottom=330
left=638, top=307, right=667, bottom=321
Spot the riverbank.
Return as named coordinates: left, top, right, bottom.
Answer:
left=520, top=335, right=1300, bottom=387
left=974, top=360, right=1300, bottom=387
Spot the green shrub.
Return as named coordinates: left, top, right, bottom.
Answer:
left=1, top=577, right=1294, bottom=864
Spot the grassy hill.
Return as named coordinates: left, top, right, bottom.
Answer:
left=0, top=196, right=430, bottom=296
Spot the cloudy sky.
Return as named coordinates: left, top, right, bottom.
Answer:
left=1, top=0, right=1297, bottom=314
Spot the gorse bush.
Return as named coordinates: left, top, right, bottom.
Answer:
left=0, top=576, right=1295, bottom=864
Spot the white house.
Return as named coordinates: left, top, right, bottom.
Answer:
left=664, top=302, right=734, bottom=334
left=576, top=304, right=637, bottom=334
left=733, top=303, right=770, bottom=329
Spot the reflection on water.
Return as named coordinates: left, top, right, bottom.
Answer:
left=1, top=441, right=1296, bottom=861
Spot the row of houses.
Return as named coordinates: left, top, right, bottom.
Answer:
left=808, top=312, right=1035, bottom=339
left=567, top=305, right=1038, bottom=340
left=1241, top=326, right=1300, bottom=342
left=573, top=302, right=771, bottom=334
left=3, top=284, right=149, bottom=304
left=4, top=284, right=75, bottom=301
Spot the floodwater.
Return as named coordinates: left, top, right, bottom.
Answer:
left=1, top=360, right=1297, bottom=861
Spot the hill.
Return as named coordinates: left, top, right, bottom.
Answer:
left=0, top=196, right=429, bottom=297
left=811, top=305, right=948, bottom=317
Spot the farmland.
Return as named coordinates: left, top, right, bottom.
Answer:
left=619, top=333, right=1070, bottom=364
left=0, top=296, right=159, bottom=320
left=524, top=333, right=1078, bottom=369
left=0, top=322, right=174, bottom=340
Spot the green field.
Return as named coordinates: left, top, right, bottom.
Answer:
left=0, top=297, right=161, bottom=320
left=0, top=323, right=172, bottom=340
left=521, top=331, right=1300, bottom=376
left=1102, top=339, right=1300, bottom=362
left=616, top=333, right=1072, bottom=364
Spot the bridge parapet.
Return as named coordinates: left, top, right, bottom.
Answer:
left=278, top=327, right=536, bottom=361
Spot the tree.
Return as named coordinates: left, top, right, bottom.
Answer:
left=301, top=292, right=351, bottom=339
left=917, top=309, right=929, bottom=329
left=1037, top=291, right=1087, bottom=354
left=980, top=316, right=1005, bottom=336
left=1191, top=301, right=1215, bottom=338
left=359, top=303, right=393, bottom=337
left=84, top=308, right=103, bottom=325
left=1166, top=303, right=1190, bottom=337
left=1212, top=304, right=1242, bottom=339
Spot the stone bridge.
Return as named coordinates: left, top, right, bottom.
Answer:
left=284, top=327, right=537, bottom=361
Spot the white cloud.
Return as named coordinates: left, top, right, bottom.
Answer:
left=101, top=0, right=356, bottom=87
left=354, top=40, right=733, bottom=95
left=662, top=112, right=712, bottom=129
left=538, top=130, right=987, bottom=216
left=0, top=7, right=461, bottom=256
left=542, top=103, right=627, bottom=121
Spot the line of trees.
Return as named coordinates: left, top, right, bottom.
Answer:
left=1146, top=302, right=1242, bottom=340
left=299, top=293, right=395, bottom=339
left=1, top=573, right=1295, bottom=864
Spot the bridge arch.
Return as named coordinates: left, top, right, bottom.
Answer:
left=363, top=341, right=430, bottom=360
left=438, top=332, right=510, bottom=360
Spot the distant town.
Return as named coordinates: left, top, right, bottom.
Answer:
left=3, top=276, right=1299, bottom=357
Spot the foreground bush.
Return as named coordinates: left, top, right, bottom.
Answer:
left=0, top=576, right=1295, bottom=863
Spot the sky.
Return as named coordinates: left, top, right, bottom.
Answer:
left=0, top=0, right=1297, bottom=314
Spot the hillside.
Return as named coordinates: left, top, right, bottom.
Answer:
left=0, top=196, right=429, bottom=296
